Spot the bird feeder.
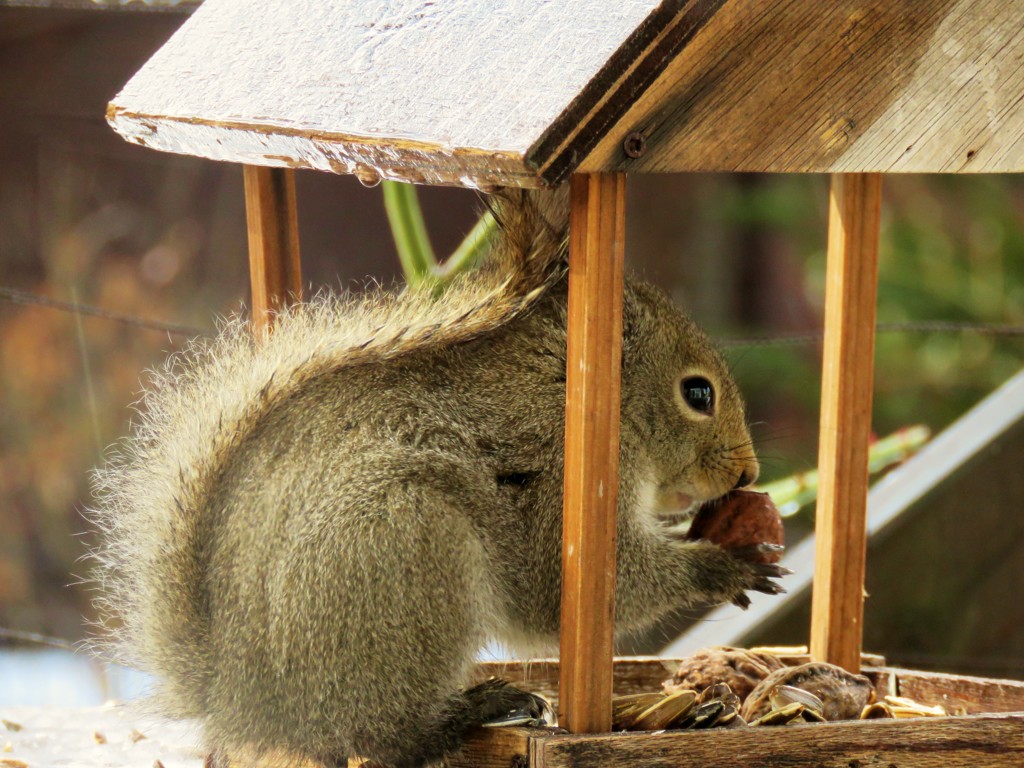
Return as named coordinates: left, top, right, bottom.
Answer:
left=108, top=1, right=1024, bottom=765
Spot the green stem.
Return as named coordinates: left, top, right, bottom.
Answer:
left=435, top=209, right=498, bottom=280
left=383, top=180, right=499, bottom=293
left=382, top=181, right=437, bottom=288
left=757, top=425, right=930, bottom=517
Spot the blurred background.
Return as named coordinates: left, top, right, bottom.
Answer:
left=1, top=3, right=1022, bottom=705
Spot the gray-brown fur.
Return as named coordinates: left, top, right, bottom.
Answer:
left=89, top=191, right=784, bottom=767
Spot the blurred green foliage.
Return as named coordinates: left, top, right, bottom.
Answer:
left=711, top=175, right=1023, bottom=491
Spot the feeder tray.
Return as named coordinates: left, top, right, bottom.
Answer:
left=448, top=656, right=1024, bottom=767
left=104, top=0, right=1024, bottom=765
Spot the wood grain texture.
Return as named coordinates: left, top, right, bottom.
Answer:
left=536, top=713, right=1024, bottom=768
left=106, top=0, right=665, bottom=187
left=893, top=669, right=1024, bottom=716
left=578, top=0, right=1024, bottom=175
left=108, top=0, right=1024, bottom=181
left=111, top=110, right=542, bottom=189
left=243, top=165, right=301, bottom=334
left=526, top=0, right=725, bottom=184
left=444, top=726, right=543, bottom=768
left=810, top=173, right=882, bottom=673
left=559, top=173, right=626, bottom=734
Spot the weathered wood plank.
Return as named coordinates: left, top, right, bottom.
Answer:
left=108, top=0, right=1024, bottom=181
left=535, top=713, right=1024, bottom=768
left=559, top=173, right=626, bottom=734
left=444, top=726, right=544, bottom=768
left=106, top=0, right=665, bottom=187
left=577, top=0, right=1024, bottom=175
left=112, top=112, right=541, bottom=189
left=891, top=668, right=1024, bottom=715
left=810, top=173, right=882, bottom=672
left=243, top=165, right=302, bottom=334
left=526, top=0, right=725, bottom=184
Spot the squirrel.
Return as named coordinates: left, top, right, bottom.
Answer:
left=89, top=190, right=787, bottom=768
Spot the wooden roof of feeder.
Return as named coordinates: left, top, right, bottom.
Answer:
left=108, top=0, right=1024, bottom=187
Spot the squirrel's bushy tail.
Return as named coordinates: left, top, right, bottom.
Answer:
left=87, top=189, right=568, bottom=717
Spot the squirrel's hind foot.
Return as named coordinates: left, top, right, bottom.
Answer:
left=468, top=678, right=554, bottom=728
left=346, top=679, right=551, bottom=768
left=392, top=679, right=551, bottom=767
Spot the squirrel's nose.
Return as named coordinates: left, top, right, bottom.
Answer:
left=733, top=465, right=758, bottom=490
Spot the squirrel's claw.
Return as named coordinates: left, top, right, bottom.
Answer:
left=469, top=679, right=555, bottom=728
left=722, top=543, right=792, bottom=606
left=479, top=691, right=554, bottom=728
left=752, top=577, right=787, bottom=595
left=731, top=592, right=752, bottom=610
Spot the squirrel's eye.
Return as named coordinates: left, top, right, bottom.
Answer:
left=681, top=376, right=714, bottom=415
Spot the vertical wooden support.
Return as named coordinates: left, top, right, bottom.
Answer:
left=243, top=165, right=302, bottom=334
left=810, top=173, right=883, bottom=673
left=559, top=172, right=626, bottom=734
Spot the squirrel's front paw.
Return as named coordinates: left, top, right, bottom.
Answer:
left=725, top=543, right=791, bottom=609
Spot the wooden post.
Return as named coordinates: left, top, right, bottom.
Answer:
left=559, top=172, right=626, bottom=734
left=810, top=173, right=883, bottom=673
left=243, top=165, right=302, bottom=333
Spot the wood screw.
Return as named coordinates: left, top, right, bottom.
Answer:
left=623, top=131, right=646, bottom=159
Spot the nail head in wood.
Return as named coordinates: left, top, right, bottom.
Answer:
left=622, top=131, right=646, bottom=159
